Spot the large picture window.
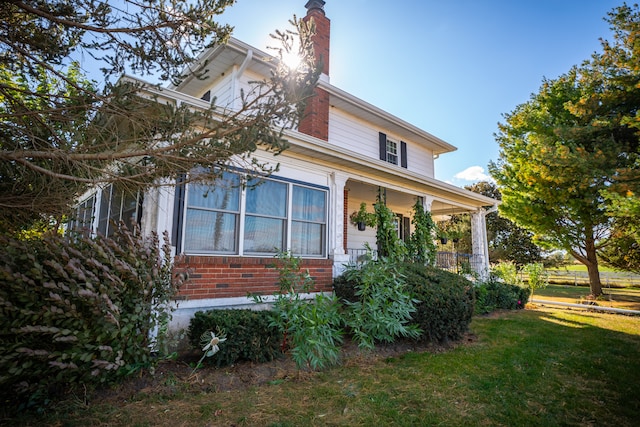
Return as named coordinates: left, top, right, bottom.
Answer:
left=183, top=173, right=327, bottom=257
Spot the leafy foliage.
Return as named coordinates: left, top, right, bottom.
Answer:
left=0, top=1, right=320, bottom=233
left=489, top=4, right=640, bottom=295
left=374, top=192, right=406, bottom=261
left=401, top=264, right=475, bottom=342
left=406, top=198, right=437, bottom=265
left=253, top=251, right=343, bottom=370
left=341, top=261, right=421, bottom=350
left=474, top=280, right=529, bottom=315
left=465, top=181, right=542, bottom=265
left=187, top=309, right=283, bottom=368
left=491, top=261, right=522, bottom=287
left=522, top=263, right=549, bottom=297
left=0, top=225, right=179, bottom=411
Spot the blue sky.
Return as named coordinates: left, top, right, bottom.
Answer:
left=216, top=0, right=621, bottom=186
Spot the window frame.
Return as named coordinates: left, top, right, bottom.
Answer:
left=182, top=173, right=328, bottom=258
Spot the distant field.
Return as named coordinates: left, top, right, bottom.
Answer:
left=534, top=284, right=640, bottom=311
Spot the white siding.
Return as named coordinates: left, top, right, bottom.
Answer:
left=209, top=72, right=234, bottom=109
left=328, top=108, right=435, bottom=178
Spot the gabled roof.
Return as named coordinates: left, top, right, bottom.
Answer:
left=172, top=37, right=457, bottom=155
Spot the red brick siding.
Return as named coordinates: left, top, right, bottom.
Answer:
left=174, top=255, right=334, bottom=300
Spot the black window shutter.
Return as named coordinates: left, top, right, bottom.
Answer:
left=172, top=175, right=186, bottom=252
left=379, top=132, right=387, bottom=161
left=400, top=141, right=408, bottom=168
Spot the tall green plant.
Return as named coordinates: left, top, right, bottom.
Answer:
left=407, top=199, right=437, bottom=265
left=342, top=260, right=421, bottom=349
left=374, top=191, right=406, bottom=260
left=253, top=251, right=343, bottom=370
left=522, top=263, right=549, bottom=297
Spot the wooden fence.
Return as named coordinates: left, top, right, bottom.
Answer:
left=525, top=270, right=640, bottom=287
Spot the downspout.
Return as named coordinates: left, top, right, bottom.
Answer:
left=231, top=49, right=253, bottom=110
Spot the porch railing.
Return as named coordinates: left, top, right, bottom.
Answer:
left=346, top=248, right=482, bottom=275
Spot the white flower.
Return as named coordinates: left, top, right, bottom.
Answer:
left=201, top=331, right=226, bottom=357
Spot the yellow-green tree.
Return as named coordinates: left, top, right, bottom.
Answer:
left=489, top=4, right=640, bottom=297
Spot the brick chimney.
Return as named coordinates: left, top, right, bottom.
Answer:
left=299, top=0, right=330, bottom=141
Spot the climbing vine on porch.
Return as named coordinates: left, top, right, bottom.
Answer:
left=407, top=198, right=437, bottom=266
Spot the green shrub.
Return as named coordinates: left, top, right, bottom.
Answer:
left=332, top=272, right=359, bottom=304
left=474, top=279, right=529, bottom=314
left=188, top=309, right=283, bottom=367
left=0, top=226, right=179, bottom=411
left=401, top=264, right=475, bottom=343
left=341, top=260, right=421, bottom=350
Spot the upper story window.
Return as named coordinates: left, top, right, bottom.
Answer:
left=379, top=132, right=408, bottom=169
left=386, top=139, right=398, bottom=165
left=183, top=172, right=327, bottom=257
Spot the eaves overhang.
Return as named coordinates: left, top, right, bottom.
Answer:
left=283, top=129, right=497, bottom=212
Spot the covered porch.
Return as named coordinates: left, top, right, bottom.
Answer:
left=329, top=178, right=496, bottom=278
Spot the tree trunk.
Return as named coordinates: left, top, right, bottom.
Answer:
left=571, top=235, right=603, bottom=297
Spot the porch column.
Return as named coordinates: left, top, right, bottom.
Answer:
left=471, top=209, right=490, bottom=279
left=329, top=172, right=350, bottom=277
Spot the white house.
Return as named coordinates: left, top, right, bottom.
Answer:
left=71, top=0, right=498, bottom=329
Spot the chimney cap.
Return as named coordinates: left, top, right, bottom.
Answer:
left=305, top=0, right=326, bottom=14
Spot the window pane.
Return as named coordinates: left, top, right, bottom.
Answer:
left=97, top=186, right=112, bottom=235
left=292, top=221, right=324, bottom=256
left=121, top=191, right=139, bottom=230
left=184, top=210, right=237, bottom=253
left=188, top=173, right=240, bottom=211
left=246, top=179, right=287, bottom=217
left=244, top=216, right=284, bottom=253
left=292, top=186, right=326, bottom=222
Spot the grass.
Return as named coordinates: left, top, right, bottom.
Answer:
left=534, top=284, right=640, bottom=311
left=8, top=306, right=640, bottom=426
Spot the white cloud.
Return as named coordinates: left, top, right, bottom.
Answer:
left=453, top=166, right=492, bottom=182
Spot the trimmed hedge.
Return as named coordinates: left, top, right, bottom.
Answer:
left=188, top=309, right=283, bottom=367
left=401, top=264, right=475, bottom=343
left=474, top=280, right=529, bottom=314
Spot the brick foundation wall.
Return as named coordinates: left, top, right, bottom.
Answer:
left=174, top=255, right=334, bottom=300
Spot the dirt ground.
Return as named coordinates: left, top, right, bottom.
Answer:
left=90, top=334, right=477, bottom=406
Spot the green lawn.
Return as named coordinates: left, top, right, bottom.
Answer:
left=11, top=307, right=640, bottom=426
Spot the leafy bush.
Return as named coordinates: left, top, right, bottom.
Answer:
left=491, top=261, right=522, bottom=286
left=522, top=262, right=548, bottom=297
left=332, top=272, right=359, bottom=304
left=401, top=264, right=475, bottom=343
left=341, top=260, right=421, bottom=350
left=474, top=280, right=529, bottom=314
left=0, top=226, right=179, bottom=411
left=188, top=309, right=283, bottom=367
